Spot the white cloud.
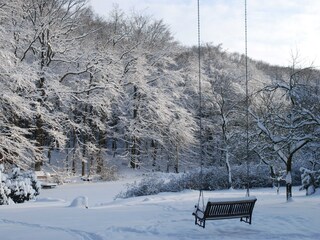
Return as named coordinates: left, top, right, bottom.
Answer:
left=89, top=0, right=320, bottom=68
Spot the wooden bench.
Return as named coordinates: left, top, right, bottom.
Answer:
left=35, top=171, right=58, bottom=189
left=192, top=196, right=257, bottom=228
left=40, top=182, right=58, bottom=189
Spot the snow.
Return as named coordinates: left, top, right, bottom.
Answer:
left=0, top=176, right=319, bottom=240
left=69, top=196, right=88, bottom=208
left=286, top=171, right=292, bottom=184
left=207, top=196, right=257, bottom=203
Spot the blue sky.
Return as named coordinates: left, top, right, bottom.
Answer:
left=89, top=0, right=320, bottom=68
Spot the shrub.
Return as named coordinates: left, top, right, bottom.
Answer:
left=116, top=165, right=273, bottom=199
left=117, top=176, right=166, bottom=198
left=300, top=167, right=320, bottom=195
left=232, top=165, right=273, bottom=189
left=0, top=166, right=40, bottom=205
left=99, top=165, right=118, bottom=181
left=0, top=185, right=11, bottom=205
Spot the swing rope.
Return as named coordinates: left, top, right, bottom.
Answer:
left=196, top=0, right=205, bottom=212
left=195, top=0, right=251, bottom=209
left=197, top=0, right=203, bottom=172
left=245, top=0, right=250, bottom=197
left=196, top=189, right=205, bottom=212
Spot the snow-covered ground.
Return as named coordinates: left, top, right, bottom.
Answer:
left=0, top=173, right=319, bottom=240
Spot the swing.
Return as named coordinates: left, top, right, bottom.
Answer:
left=192, top=0, right=257, bottom=228
left=192, top=190, right=257, bottom=228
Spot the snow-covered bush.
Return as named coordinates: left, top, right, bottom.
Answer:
left=177, top=167, right=230, bottom=190
left=0, top=184, right=11, bottom=205
left=99, top=165, right=118, bottom=181
left=117, top=165, right=275, bottom=199
left=116, top=168, right=226, bottom=199
left=300, top=167, right=320, bottom=195
left=117, top=176, right=166, bottom=198
left=232, top=165, right=273, bottom=189
left=0, top=165, right=11, bottom=205
left=0, top=166, right=40, bottom=205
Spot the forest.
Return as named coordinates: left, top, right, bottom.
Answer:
left=0, top=0, right=319, bottom=201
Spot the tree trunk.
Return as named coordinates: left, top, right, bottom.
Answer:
left=130, top=136, right=140, bottom=168
left=35, top=115, right=44, bottom=171
left=96, top=131, right=104, bottom=174
left=166, top=156, right=171, bottom=173
left=112, top=138, right=117, bottom=158
left=81, top=123, right=86, bottom=176
left=225, top=149, right=232, bottom=188
left=65, top=147, right=69, bottom=172
left=34, top=30, right=49, bottom=171
left=130, top=85, right=140, bottom=169
left=286, top=157, right=293, bottom=201
left=47, top=146, right=53, bottom=164
left=72, top=129, right=77, bottom=174
left=174, top=145, right=179, bottom=173
left=82, top=144, right=86, bottom=176
left=96, top=152, right=103, bottom=174
left=82, top=161, right=86, bottom=176
left=151, top=140, right=157, bottom=167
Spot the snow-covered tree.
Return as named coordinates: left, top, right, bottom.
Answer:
left=108, top=12, right=197, bottom=171
left=1, top=0, right=100, bottom=171
left=212, top=70, right=244, bottom=187
left=0, top=165, right=40, bottom=205
left=0, top=14, right=42, bottom=168
left=300, top=167, right=320, bottom=195
left=252, top=58, right=319, bottom=201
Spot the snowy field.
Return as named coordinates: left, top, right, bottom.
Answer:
left=0, top=174, right=319, bottom=240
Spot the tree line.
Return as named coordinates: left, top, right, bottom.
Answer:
left=0, top=0, right=319, bottom=200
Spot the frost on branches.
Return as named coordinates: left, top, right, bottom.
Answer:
left=300, top=167, right=320, bottom=195
left=0, top=165, right=40, bottom=205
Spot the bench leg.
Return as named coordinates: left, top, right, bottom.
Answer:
left=240, top=216, right=252, bottom=224
left=193, top=216, right=206, bottom=228
left=193, top=206, right=206, bottom=228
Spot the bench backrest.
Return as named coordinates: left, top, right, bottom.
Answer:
left=204, top=197, right=257, bottom=219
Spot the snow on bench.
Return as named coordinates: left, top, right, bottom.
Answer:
left=35, top=171, right=58, bottom=189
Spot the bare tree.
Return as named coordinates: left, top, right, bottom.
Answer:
left=252, top=58, right=319, bottom=201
